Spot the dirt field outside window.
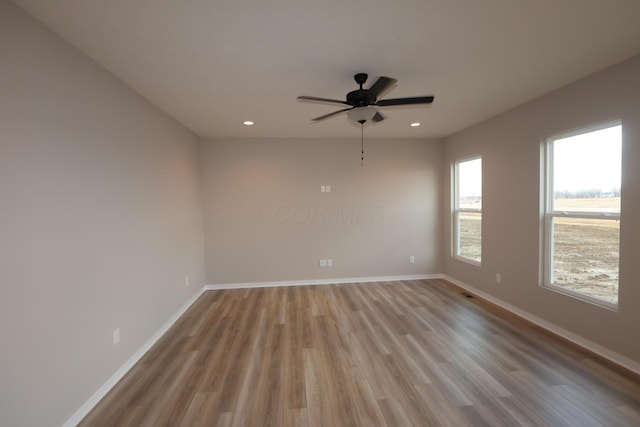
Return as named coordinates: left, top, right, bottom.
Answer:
left=458, top=198, right=620, bottom=304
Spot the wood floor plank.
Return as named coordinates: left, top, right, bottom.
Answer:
left=494, top=395, right=552, bottom=427
left=79, top=279, right=640, bottom=426
left=615, top=404, right=640, bottom=424
left=346, top=328, right=394, bottom=401
left=414, top=383, right=471, bottom=427
left=377, top=398, right=414, bottom=426
left=179, top=392, right=210, bottom=427
left=283, top=308, right=307, bottom=410
left=285, top=408, right=309, bottom=427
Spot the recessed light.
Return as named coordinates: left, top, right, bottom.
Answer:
left=410, top=122, right=421, bottom=127
left=243, top=121, right=254, bottom=126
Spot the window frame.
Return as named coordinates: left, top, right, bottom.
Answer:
left=453, top=156, right=482, bottom=266
left=541, top=120, right=622, bottom=310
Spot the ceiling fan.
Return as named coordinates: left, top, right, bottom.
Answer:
left=297, top=73, right=434, bottom=124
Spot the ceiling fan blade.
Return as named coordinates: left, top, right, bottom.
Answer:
left=297, top=96, right=349, bottom=105
left=376, top=96, right=435, bottom=106
left=311, top=107, right=353, bottom=121
left=367, top=76, right=397, bottom=99
left=372, top=111, right=385, bottom=122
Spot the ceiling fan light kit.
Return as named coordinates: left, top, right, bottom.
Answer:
left=347, top=106, right=377, bottom=124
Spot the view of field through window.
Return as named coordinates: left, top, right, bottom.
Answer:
left=552, top=215, right=619, bottom=303
left=547, top=125, right=621, bottom=304
left=459, top=206, right=620, bottom=303
left=456, top=158, right=482, bottom=263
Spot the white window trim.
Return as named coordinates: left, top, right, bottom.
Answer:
left=541, top=120, right=621, bottom=310
left=453, top=156, right=482, bottom=266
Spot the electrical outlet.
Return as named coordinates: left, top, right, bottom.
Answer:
left=325, top=185, right=331, bottom=193
left=113, top=328, right=120, bottom=345
left=319, top=259, right=327, bottom=267
left=409, top=255, right=415, bottom=264
left=320, top=185, right=326, bottom=193
left=327, top=259, right=333, bottom=267
left=496, top=273, right=502, bottom=284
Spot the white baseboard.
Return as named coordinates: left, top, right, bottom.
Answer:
left=63, top=288, right=207, bottom=427
left=442, top=274, right=640, bottom=376
left=204, top=274, right=440, bottom=290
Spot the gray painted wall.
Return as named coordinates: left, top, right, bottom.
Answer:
left=443, top=54, right=640, bottom=366
left=0, top=2, right=205, bottom=425
left=200, top=137, right=443, bottom=284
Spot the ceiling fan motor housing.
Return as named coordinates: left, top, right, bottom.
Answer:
left=347, top=89, right=375, bottom=107
left=347, top=73, right=375, bottom=106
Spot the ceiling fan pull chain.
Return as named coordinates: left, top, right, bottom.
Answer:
left=361, top=123, right=364, bottom=166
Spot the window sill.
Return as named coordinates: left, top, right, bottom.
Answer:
left=541, top=283, right=619, bottom=312
left=453, top=255, right=481, bottom=267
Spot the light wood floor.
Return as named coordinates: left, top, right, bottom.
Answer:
left=80, top=279, right=640, bottom=426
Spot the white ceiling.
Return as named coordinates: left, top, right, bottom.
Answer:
left=13, top=0, right=640, bottom=139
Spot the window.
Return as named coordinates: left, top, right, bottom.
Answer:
left=454, top=157, right=482, bottom=264
left=543, top=122, right=622, bottom=307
